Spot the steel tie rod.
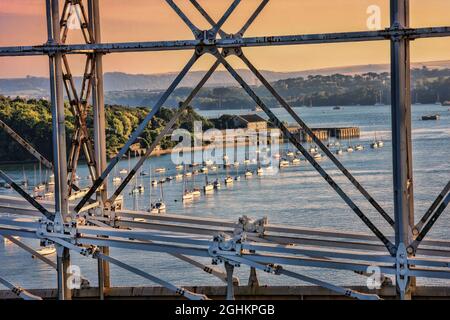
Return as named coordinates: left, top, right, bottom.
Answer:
left=75, top=52, right=199, bottom=212
left=414, top=180, right=450, bottom=233
left=48, top=236, right=209, bottom=300
left=0, top=170, right=53, bottom=221
left=409, top=192, right=450, bottom=252
left=0, top=276, right=42, bottom=300
left=228, top=256, right=381, bottom=300
left=213, top=53, right=395, bottom=255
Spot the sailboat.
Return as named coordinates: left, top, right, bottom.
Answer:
left=371, top=132, right=384, bottom=148
left=32, top=245, right=56, bottom=259
left=20, top=167, right=28, bottom=188
left=113, top=166, right=122, bottom=185
left=224, top=164, right=233, bottom=185
left=149, top=171, right=166, bottom=214
left=279, top=159, right=289, bottom=168
left=204, top=175, right=214, bottom=192
left=182, top=168, right=194, bottom=201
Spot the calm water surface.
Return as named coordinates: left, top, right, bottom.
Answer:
left=0, top=104, right=449, bottom=289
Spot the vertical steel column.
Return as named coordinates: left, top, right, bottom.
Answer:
left=47, top=0, right=71, bottom=300
left=89, top=0, right=110, bottom=296
left=390, top=0, right=414, bottom=299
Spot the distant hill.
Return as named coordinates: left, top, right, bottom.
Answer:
left=3, top=60, right=450, bottom=98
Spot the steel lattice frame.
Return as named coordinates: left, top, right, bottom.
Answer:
left=0, top=0, right=449, bottom=301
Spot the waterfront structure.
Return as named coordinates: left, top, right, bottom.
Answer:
left=0, top=0, right=449, bottom=301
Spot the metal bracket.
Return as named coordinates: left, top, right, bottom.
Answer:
left=235, top=215, right=267, bottom=237
left=396, top=243, right=410, bottom=299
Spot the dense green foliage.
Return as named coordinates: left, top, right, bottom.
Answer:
left=0, top=96, right=212, bottom=163
left=106, top=67, right=450, bottom=109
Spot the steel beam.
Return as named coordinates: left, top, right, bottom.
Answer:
left=2, top=27, right=450, bottom=57
left=390, top=0, right=414, bottom=300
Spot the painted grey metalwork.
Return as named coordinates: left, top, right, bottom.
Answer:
left=0, top=0, right=449, bottom=301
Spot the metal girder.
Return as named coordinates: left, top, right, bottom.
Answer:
left=47, top=236, right=209, bottom=300
left=0, top=277, right=42, bottom=300
left=414, top=181, right=450, bottom=235
left=2, top=27, right=450, bottom=57
left=409, top=193, right=450, bottom=251
left=0, top=170, right=53, bottom=220
left=59, top=0, right=98, bottom=194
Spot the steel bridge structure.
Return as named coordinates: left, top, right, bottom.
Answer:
left=0, top=0, right=449, bottom=300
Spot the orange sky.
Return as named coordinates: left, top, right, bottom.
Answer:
left=1, top=0, right=450, bottom=78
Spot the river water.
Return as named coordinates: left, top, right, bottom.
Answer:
left=0, top=104, right=449, bottom=290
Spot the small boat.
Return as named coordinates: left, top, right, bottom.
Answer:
left=224, top=176, right=233, bottom=185
left=47, top=174, right=55, bottom=186
left=149, top=201, right=166, bottom=214
left=257, top=167, right=263, bottom=176
left=233, top=161, right=240, bottom=167
left=34, top=184, right=45, bottom=192
left=192, top=188, right=201, bottom=197
left=421, top=114, right=440, bottom=121
left=44, top=192, right=54, bottom=199
left=140, top=171, right=148, bottom=176
left=370, top=142, right=378, bottom=149
left=286, top=151, right=294, bottom=157
left=3, top=236, right=20, bottom=245
left=182, top=191, right=194, bottom=201
left=335, top=149, right=343, bottom=155
left=333, top=106, right=341, bottom=110
left=234, top=176, right=241, bottom=181
left=309, top=146, right=318, bottom=153
left=273, top=153, right=281, bottom=159
left=346, top=146, right=354, bottom=153
left=376, top=140, right=384, bottom=148
left=184, top=172, right=192, bottom=178
left=175, top=173, right=183, bottom=180
left=355, top=144, right=364, bottom=151
left=204, top=183, right=214, bottom=192
left=252, top=105, right=262, bottom=112
left=245, top=170, right=253, bottom=178
left=292, top=158, right=301, bottom=165
left=279, top=160, right=289, bottom=168
left=32, top=245, right=56, bottom=258
left=201, top=167, right=209, bottom=174
left=211, top=165, right=218, bottom=171
left=165, top=176, right=174, bottom=182
left=213, top=180, right=221, bottom=189
left=151, top=180, right=158, bottom=187
left=243, top=159, right=250, bottom=165
left=113, top=176, right=122, bottom=185
left=119, top=169, right=128, bottom=175
left=313, top=153, right=322, bottom=160
left=175, top=164, right=184, bottom=171
left=155, top=167, right=166, bottom=173
left=222, top=155, right=229, bottom=162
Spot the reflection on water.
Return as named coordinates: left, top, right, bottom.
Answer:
left=0, top=105, right=449, bottom=289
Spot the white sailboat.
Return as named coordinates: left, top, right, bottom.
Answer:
left=32, top=245, right=56, bottom=258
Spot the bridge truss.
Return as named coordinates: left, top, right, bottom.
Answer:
left=0, top=0, right=449, bottom=300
